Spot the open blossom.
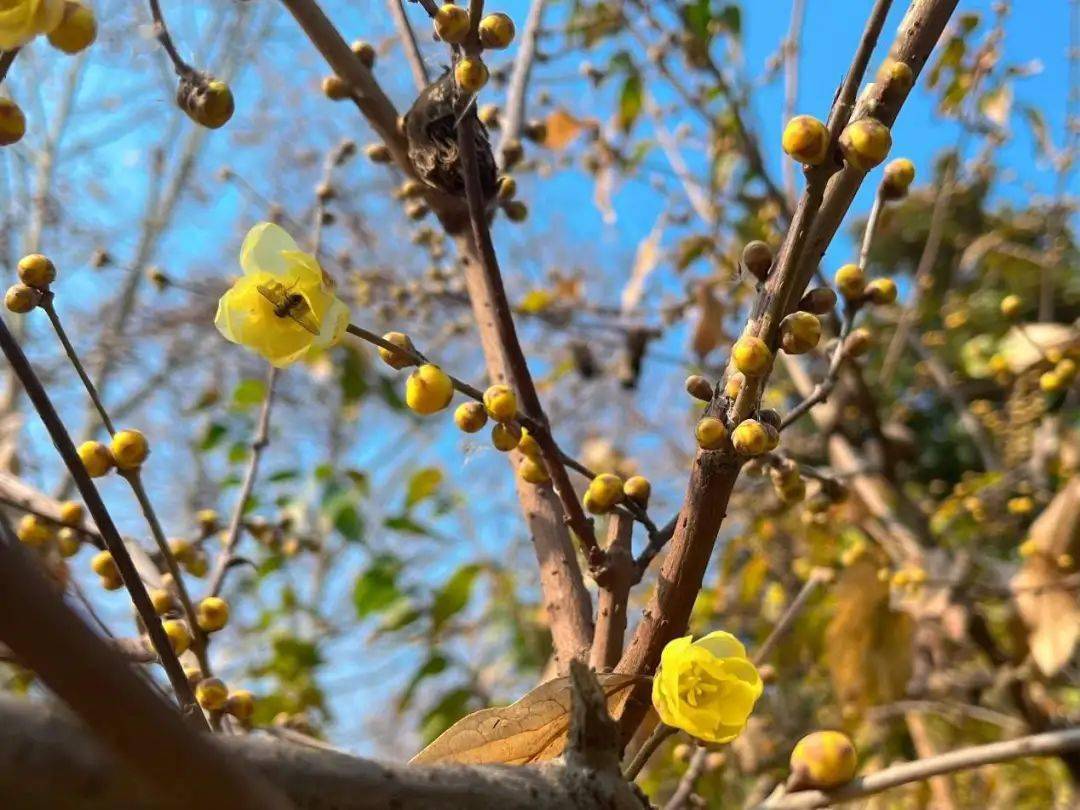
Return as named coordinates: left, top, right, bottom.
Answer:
left=652, top=630, right=763, bottom=744
left=215, top=222, right=349, bottom=367
left=0, top=0, right=64, bottom=49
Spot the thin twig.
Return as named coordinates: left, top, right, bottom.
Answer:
left=498, top=0, right=547, bottom=162
left=782, top=0, right=807, bottom=207
left=0, top=317, right=204, bottom=724
left=760, top=726, right=1080, bottom=808
left=148, top=0, right=194, bottom=76
left=39, top=296, right=210, bottom=675
left=40, top=297, right=116, bottom=434
left=624, top=723, right=679, bottom=780
left=389, top=0, right=429, bottom=91
left=0, top=50, right=17, bottom=85
left=664, top=745, right=710, bottom=810
left=208, top=365, right=278, bottom=598
left=752, top=567, right=829, bottom=665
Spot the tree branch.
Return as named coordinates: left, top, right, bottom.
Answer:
left=614, top=0, right=957, bottom=744
left=760, top=726, right=1080, bottom=808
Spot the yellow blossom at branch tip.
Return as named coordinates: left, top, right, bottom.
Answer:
left=0, top=0, right=63, bottom=49
left=215, top=222, right=349, bottom=367
left=652, top=630, right=763, bottom=744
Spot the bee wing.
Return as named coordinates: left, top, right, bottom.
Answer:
left=289, top=309, right=322, bottom=336
left=255, top=282, right=285, bottom=306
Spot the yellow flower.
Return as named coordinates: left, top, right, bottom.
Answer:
left=215, top=222, right=349, bottom=367
left=0, top=0, right=64, bottom=49
left=652, top=630, right=763, bottom=744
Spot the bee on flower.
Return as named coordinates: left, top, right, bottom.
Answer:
left=215, top=222, right=349, bottom=367
left=652, top=630, right=763, bottom=744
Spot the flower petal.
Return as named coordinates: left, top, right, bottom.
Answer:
left=280, top=249, right=327, bottom=289
left=313, top=297, right=350, bottom=349
left=215, top=274, right=314, bottom=366
left=692, top=630, right=747, bottom=661
left=239, top=222, right=300, bottom=277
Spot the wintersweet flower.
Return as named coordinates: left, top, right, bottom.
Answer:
left=215, top=222, right=349, bottom=367
left=652, top=630, right=763, bottom=744
left=0, top=0, right=64, bottom=50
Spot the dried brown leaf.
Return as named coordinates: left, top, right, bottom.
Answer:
left=542, top=109, right=594, bottom=151
left=825, top=559, right=913, bottom=715
left=410, top=672, right=640, bottom=765
left=690, top=283, right=726, bottom=360
left=1012, top=478, right=1080, bottom=676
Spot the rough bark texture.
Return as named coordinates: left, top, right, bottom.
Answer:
left=0, top=691, right=647, bottom=809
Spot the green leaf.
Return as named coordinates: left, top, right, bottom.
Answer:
left=399, top=652, right=449, bottom=711
left=268, top=636, right=322, bottom=680
left=682, top=0, right=711, bottom=41
left=406, top=467, right=444, bottom=508
left=200, top=422, right=228, bottom=451
left=717, top=4, right=740, bottom=37
left=617, top=74, right=643, bottom=133
left=385, top=514, right=431, bottom=535
left=268, top=469, right=299, bottom=483
left=232, top=378, right=267, bottom=410
left=353, top=557, right=402, bottom=619
left=431, top=564, right=482, bottom=634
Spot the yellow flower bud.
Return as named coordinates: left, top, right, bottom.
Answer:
left=149, top=588, right=175, bottom=615
left=47, top=1, right=96, bottom=54
left=1056, top=358, right=1077, bottom=383
left=5, top=283, right=40, bottom=313
left=491, top=421, right=521, bottom=451
left=724, top=373, right=744, bottom=398
left=478, top=12, right=515, bottom=49
left=184, top=551, right=209, bottom=578
left=405, top=364, right=454, bottom=414
left=502, top=200, right=528, bottom=222
left=196, top=677, right=229, bottom=711
left=197, top=596, right=230, bottom=632
left=99, top=570, right=123, bottom=590
left=780, top=311, right=822, bottom=355
left=623, top=475, right=651, bottom=507
left=482, top=384, right=517, bottom=422
left=782, top=115, right=829, bottom=165
left=322, top=75, right=349, bottom=101
left=496, top=175, right=517, bottom=202
left=162, top=619, right=192, bottom=655
left=732, top=336, right=772, bottom=376
left=881, top=157, right=915, bottom=198
left=226, top=689, right=256, bottom=721
left=364, top=143, right=391, bottom=163
left=732, top=419, right=769, bottom=456
left=517, top=427, right=541, bottom=458
left=1000, top=294, right=1022, bottom=319
left=378, top=331, right=417, bottom=369
left=865, top=277, right=897, bottom=305
left=196, top=509, right=219, bottom=533
left=844, top=328, right=872, bottom=358
left=77, top=440, right=114, bottom=477
left=685, top=374, right=714, bottom=402
left=1040, top=371, right=1064, bottom=394
left=454, top=401, right=488, bottom=433
left=518, top=456, right=550, bottom=484
left=834, top=263, right=865, bottom=301
left=695, top=416, right=728, bottom=450
left=350, top=39, right=376, bottom=68
left=56, top=527, right=80, bottom=557
left=652, top=631, right=762, bottom=743
left=789, top=730, right=858, bottom=790
left=110, top=429, right=149, bottom=470
left=434, top=4, right=470, bottom=44
left=742, top=240, right=773, bottom=283
left=585, top=473, right=623, bottom=513
left=0, top=97, right=26, bottom=146
left=17, top=253, right=56, bottom=289
left=455, top=58, right=489, bottom=93
left=90, top=549, right=117, bottom=578
left=798, top=287, right=838, bottom=315
left=839, top=118, right=892, bottom=171
left=17, top=514, right=53, bottom=548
